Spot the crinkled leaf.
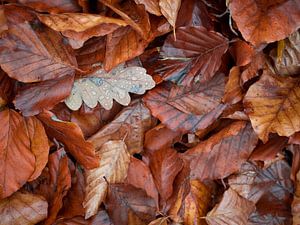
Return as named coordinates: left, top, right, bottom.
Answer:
left=65, top=65, right=155, bottom=110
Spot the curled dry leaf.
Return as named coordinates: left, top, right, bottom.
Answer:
left=0, top=6, right=77, bottom=83
left=0, top=70, right=14, bottom=107
left=144, top=73, right=226, bottom=133
left=65, top=64, right=155, bottom=110
left=230, top=40, right=255, bottom=67
left=37, top=110, right=99, bottom=170
left=159, top=0, right=181, bottom=30
left=229, top=0, right=300, bottom=46
left=84, top=140, right=130, bottom=219
left=0, top=191, right=48, bottom=225
left=89, top=99, right=155, bottom=154
left=270, top=30, right=300, bottom=76
left=105, top=183, right=156, bottom=225
left=38, top=13, right=127, bottom=44
left=160, top=26, right=228, bottom=84
left=205, top=188, right=255, bottom=225
left=244, top=70, right=300, bottom=142
left=184, top=121, right=258, bottom=181
left=0, top=109, right=49, bottom=199
left=223, top=66, right=243, bottom=105
left=15, top=75, right=74, bottom=116
left=134, top=0, right=161, bottom=16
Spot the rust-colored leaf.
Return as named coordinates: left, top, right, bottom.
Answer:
left=223, top=66, right=243, bottom=105
left=134, top=0, right=161, bottom=16
left=143, top=73, right=226, bottom=133
left=84, top=140, right=130, bottom=218
left=184, top=121, right=258, bottom=180
left=0, top=109, right=49, bottom=198
left=206, top=188, right=255, bottom=225
left=229, top=0, right=300, bottom=46
left=160, top=26, right=228, bottom=84
left=0, top=191, right=48, bottom=225
left=37, top=110, right=99, bottom=169
left=89, top=100, right=155, bottom=154
left=105, top=183, right=156, bottom=225
left=244, top=70, right=300, bottom=142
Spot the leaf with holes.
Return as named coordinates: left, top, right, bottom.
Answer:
left=65, top=64, right=155, bottom=110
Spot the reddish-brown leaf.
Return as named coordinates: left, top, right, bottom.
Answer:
left=223, top=66, right=243, bottom=105
left=0, top=6, right=77, bottom=83
left=37, top=110, right=99, bottom=169
left=205, top=188, right=255, bottom=225
left=89, top=100, right=155, bottom=154
left=0, top=191, right=48, bottom=225
left=105, top=183, right=156, bottom=225
left=184, top=121, right=258, bottom=180
left=0, top=109, right=49, bottom=199
left=149, top=148, right=183, bottom=202
left=229, top=0, right=300, bottom=46
left=15, top=75, right=74, bottom=116
left=143, top=73, right=226, bottom=133
left=160, top=26, right=228, bottom=84
left=134, top=0, right=161, bottom=16
left=0, top=69, right=15, bottom=107
left=230, top=39, right=255, bottom=67
left=244, top=70, right=300, bottom=142
left=17, top=0, right=81, bottom=13
left=126, top=157, right=159, bottom=205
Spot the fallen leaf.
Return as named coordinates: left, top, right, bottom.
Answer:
left=223, top=66, right=243, bottom=104
left=84, top=140, right=130, bottom=218
left=0, top=191, right=48, bottom=225
left=0, top=7, right=77, bottom=83
left=37, top=110, right=99, bottom=169
left=160, top=26, right=228, bottom=84
left=0, top=69, right=15, bottom=107
left=143, top=73, right=226, bottom=133
left=205, top=188, right=255, bottom=225
left=293, top=167, right=300, bottom=225
left=15, top=75, right=74, bottom=116
left=38, top=13, right=127, bottom=44
left=89, top=99, right=155, bottom=154
left=149, top=148, right=183, bottom=202
left=244, top=70, right=300, bottom=142
left=18, top=0, right=81, bottom=13
left=126, top=157, right=159, bottom=206
left=134, top=0, right=161, bottom=16
left=229, top=39, right=255, bottom=67
left=229, top=0, right=300, bottom=46
left=65, top=64, right=155, bottom=110
left=159, top=0, right=181, bottom=30
left=0, top=109, right=49, bottom=198
left=148, top=217, right=168, bottom=225
left=184, top=121, right=258, bottom=180
left=105, top=183, right=156, bottom=225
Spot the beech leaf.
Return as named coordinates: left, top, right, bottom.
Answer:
left=0, top=191, right=48, bottom=225
left=65, top=64, right=155, bottom=110
left=159, top=0, right=181, bottom=30
left=84, top=140, right=130, bottom=219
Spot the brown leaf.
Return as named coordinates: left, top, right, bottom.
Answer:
left=206, top=188, right=255, bottom=225
left=0, top=69, right=15, bottom=107
left=0, top=6, right=77, bottom=83
left=159, top=0, right=181, bottom=29
left=160, top=26, right=228, bottom=84
left=17, top=0, right=81, bottom=13
left=0, top=109, right=49, bottom=199
left=183, top=180, right=211, bottom=225
left=244, top=70, right=300, bottom=142
left=293, top=167, right=300, bottom=225
left=37, top=110, right=99, bottom=169
left=229, top=40, right=255, bottom=67
left=44, top=149, right=72, bottom=225
left=89, top=100, right=155, bottom=154
left=270, top=30, right=300, bottom=76
left=105, top=183, right=156, bottom=225
left=84, top=140, right=130, bottom=218
left=38, top=13, right=127, bottom=44
left=143, top=73, right=226, bottom=133
left=229, top=0, right=300, bottom=46
left=144, top=124, right=182, bottom=154
left=149, top=148, right=183, bottom=202
left=223, top=66, right=243, bottom=104
left=229, top=160, right=293, bottom=204
left=134, top=0, right=161, bottom=16
left=15, top=75, right=74, bottom=116
left=184, top=121, right=258, bottom=180
left=126, top=157, right=159, bottom=205
left=0, top=191, right=48, bottom=225
left=148, top=217, right=168, bottom=225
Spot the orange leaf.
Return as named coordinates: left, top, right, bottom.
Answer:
left=18, top=0, right=81, bottom=13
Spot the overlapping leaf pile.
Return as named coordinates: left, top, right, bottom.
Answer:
left=0, top=0, right=300, bottom=224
